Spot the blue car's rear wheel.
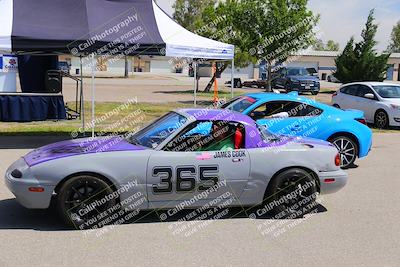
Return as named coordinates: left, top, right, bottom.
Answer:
left=330, top=136, right=357, bottom=168
left=57, top=175, right=117, bottom=229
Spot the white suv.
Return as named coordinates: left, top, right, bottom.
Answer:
left=332, top=82, right=400, bottom=128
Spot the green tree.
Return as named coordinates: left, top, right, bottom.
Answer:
left=198, top=0, right=257, bottom=92
left=312, top=39, right=325, bottom=50
left=174, top=0, right=318, bottom=92
left=326, top=40, right=340, bottom=51
left=172, top=0, right=216, bottom=32
left=334, top=10, right=390, bottom=83
left=245, top=0, right=319, bottom=90
left=388, top=21, right=400, bottom=53
left=313, top=39, right=339, bottom=51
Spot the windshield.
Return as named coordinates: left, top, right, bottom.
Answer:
left=257, top=124, right=281, bottom=142
left=287, top=68, right=311, bottom=76
left=221, top=96, right=257, bottom=113
left=128, top=112, right=187, bottom=148
left=373, top=85, right=400, bottom=98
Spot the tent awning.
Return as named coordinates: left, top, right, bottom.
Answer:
left=152, top=1, right=233, bottom=60
left=0, top=0, right=234, bottom=60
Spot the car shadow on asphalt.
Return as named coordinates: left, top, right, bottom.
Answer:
left=0, top=198, right=327, bottom=231
left=342, top=164, right=359, bottom=170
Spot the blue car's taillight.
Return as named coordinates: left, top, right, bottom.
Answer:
left=355, top=118, right=367, bottom=125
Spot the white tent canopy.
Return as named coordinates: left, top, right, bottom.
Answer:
left=152, top=1, right=234, bottom=60
left=0, top=0, right=234, bottom=60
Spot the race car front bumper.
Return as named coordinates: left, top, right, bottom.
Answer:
left=5, top=158, right=55, bottom=209
left=318, top=169, right=348, bottom=194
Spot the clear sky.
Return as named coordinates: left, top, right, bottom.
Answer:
left=156, top=0, right=400, bottom=51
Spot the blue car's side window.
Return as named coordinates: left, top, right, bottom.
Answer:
left=250, top=101, right=323, bottom=121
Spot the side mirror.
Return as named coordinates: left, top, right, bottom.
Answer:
left=364, top=93, right=375, bottom=99
left=250, top=111, right=265, bottom=120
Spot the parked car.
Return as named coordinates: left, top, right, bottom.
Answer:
left=327, top=74, right=340, bottom=83
left=225, top=78, right=243, bottom=88
left=57, top=61, right=70, bottom=73
left=332, top=82, right=400, bottom=129
left=272, top=67, right=320, bottom=95
left=242, top=79, right=271, bottom=90
left=221, top=93, right=373, bottom=168
left=5, top=109, right=347, bottom=227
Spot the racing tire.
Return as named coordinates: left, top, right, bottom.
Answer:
left=374, top=110, right=389, bottom=129
left=56, top=175, right=117, bottom=229
left=264, top=168, right=318, bottom=219
left=329, top=136, right=358, bottom=168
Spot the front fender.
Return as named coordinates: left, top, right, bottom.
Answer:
left=30, top=150, right=153, bottom=209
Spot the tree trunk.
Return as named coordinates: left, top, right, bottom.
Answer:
left=266, top=60, right=272, bottom=92
left=124, top=56, right=129, bottom=78
left=203, top=63, right=228, bottom=92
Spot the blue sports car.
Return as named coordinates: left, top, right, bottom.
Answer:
left=221, top=92, right=372, bottom=168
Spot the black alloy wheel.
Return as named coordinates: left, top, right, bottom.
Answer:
left=57, top=175, right=117, bottom=229
left=265, top=168, right=318, bottom=218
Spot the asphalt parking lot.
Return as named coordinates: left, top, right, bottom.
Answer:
left=0, top=132, right=399, bottom=266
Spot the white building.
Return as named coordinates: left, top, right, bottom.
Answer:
left=61, top=51, right=400, bottom=81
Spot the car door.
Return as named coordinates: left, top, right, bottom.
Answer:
left=352, top=85, right=377, bottom=121
left=338, top=85, right=359, bottom=109
left=146, top=120, right=250, bottom=207
left=254, top=101, right=323, bottom=137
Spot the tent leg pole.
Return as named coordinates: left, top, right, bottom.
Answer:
left=231, top=58, right=234, bottom=98
left=91, top=56, right=95, bottom=138
left=80, top=56, right=85, bottom=137
left=194, top=60, right=197, bottom=107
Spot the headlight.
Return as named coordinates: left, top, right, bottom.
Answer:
left=11, top=169, right=23, bottom=178
left=7, top=158, right=29, bottom=179
left=390, top=104, right=400, bottom=110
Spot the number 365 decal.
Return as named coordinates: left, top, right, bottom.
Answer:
left=152, top=165, right=219, bottom=193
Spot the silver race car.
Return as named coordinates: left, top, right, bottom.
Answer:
left=5, top=109, right=347, bottom=228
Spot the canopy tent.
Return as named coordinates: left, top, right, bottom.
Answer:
left=0, top=0, right=235, bottom=135
left=0, top=0, right=234, bottom=59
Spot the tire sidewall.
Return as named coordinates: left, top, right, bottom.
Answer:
left=56, top=175, right=117, bottom=229
left=264, top=168, right=318, bottom=219
left=330, top=136, right=358, bottom=168
left=375, top=110, right=389, bottom=129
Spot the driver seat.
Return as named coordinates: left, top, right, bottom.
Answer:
left=234, top=125, right=245, bottom=149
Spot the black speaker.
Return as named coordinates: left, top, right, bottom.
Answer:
left=46, top=70, right=63, bottom=93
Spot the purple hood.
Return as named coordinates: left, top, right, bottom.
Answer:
left=23, top=136, right=145, bottom=167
